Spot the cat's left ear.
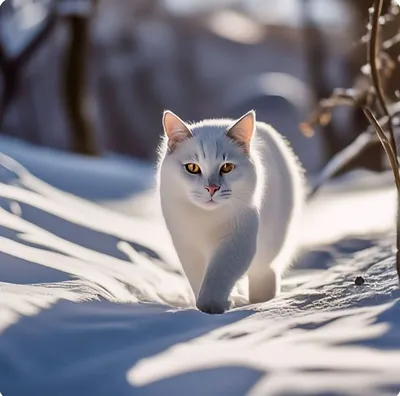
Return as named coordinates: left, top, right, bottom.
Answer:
left=162, top=110, right=193, bottom=152
left=226, top=110, right=256, bottom=154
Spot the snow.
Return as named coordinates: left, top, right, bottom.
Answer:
left=0, top=138, right=399, bottom=396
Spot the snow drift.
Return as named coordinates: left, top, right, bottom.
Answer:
left=0, top=138, right=399, bottom=396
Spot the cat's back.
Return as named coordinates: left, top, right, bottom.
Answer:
left=254, top=120, right=305, bottom=211
left=254, top=121, right=304, bottom=182
left=252, top=121, right=305, bottom=269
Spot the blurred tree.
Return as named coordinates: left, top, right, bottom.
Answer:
left=301, top=0, right=337, bottom=162
left=0, top=0, right=99, bottom=155
left=59, top=0, right=99, bottom=155
left=0, top=0, right=56, bottom=129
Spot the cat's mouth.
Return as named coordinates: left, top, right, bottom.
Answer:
left=204, top=199, right=220, bottom=207
left=192, top=197, right=222, bottom=210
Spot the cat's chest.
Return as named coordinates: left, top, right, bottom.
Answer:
left=165, top=209, right=226, bottom=250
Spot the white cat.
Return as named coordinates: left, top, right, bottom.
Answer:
left=157, top=110, right=305, bottom=314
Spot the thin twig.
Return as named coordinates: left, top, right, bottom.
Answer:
left=362, top=107, right=398, bottom=181
left=368, top=0, right=398, bottom=154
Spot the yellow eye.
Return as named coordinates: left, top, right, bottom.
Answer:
left=185, top=163, right=201, bottom=174
left=220, top=163, right=235, bottom=174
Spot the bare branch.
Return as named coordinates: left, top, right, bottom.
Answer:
left=302, top=0, right=400, bottom=281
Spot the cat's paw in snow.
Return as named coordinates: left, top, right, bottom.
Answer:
left=196, top=298, right=231, bottom=314
left=229, top=293, right=249, bottom=308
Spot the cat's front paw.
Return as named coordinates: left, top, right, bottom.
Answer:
left=196, top=298, right=230, bottom=314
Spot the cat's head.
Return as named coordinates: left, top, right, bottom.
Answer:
left=159, top=110, right=259, bottom=211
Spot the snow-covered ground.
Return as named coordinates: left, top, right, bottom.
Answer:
left=0, top=137, right=399, bottom=396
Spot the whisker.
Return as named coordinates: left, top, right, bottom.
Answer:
left=230, top=196, right=251, bottom=206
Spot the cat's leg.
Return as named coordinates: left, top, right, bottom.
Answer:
left=248, top=265, right=280, bottom=304
left=196, top=211, right=259, bottom=314
left=248, top=246, right=294, bottom=303
left=176, top=245, right=207, bottom=300
left=248, top=203, right=298, bottom=304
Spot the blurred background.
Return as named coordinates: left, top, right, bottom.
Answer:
left=0, top=0, right=396, bottom=176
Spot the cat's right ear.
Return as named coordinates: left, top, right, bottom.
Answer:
left=226, top=110, right=255, bottom=154
left=162, top=110, right=192, bottom=152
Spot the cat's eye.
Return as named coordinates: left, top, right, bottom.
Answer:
left=220, top=163, right=235, bottom=174
left=185, top=163, right=201, bottom=174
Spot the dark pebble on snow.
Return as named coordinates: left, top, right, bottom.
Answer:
left=355, top=276, right=365, bottom=286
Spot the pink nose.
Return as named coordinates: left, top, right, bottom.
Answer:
left=205, top=185, right=220, bottom=196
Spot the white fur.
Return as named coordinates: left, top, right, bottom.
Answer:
left=157, top=111, right=305, bottom=313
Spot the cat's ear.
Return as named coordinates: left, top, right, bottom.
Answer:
left=226, top=110, right=256, bottom=154
left=162, top=110, right=192, bottom=152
